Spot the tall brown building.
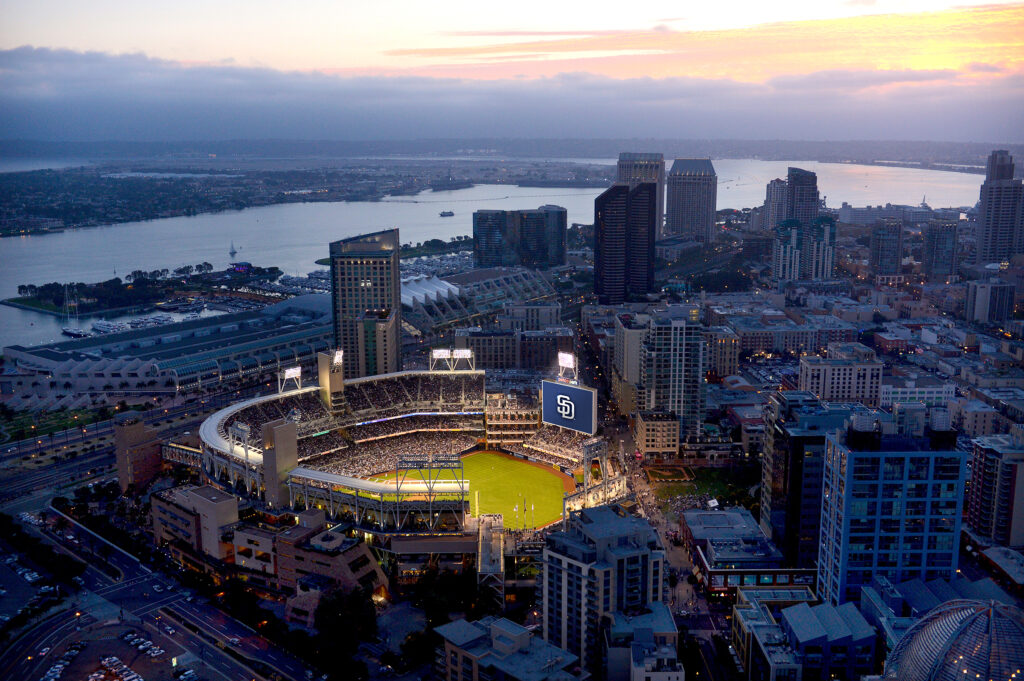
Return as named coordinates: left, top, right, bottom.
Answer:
left=329, top=229, right=401, bottom=379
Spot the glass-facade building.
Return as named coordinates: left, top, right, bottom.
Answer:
left=817, top=419, right=965, bottom=605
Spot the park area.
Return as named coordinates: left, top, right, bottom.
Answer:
left=651, top=465, right=761, bottom=521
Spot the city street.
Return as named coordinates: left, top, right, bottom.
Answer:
left=0, top=507, right=308, bottom=681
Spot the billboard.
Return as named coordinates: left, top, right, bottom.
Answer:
left=541, top=380, right=597, bottom=436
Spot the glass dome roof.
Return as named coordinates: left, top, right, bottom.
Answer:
left=885, top=599, right=1024, bottom=681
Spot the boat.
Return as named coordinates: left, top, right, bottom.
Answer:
left=229, top=241, right=238, bottom=257
left=439, top=211, right=454, bottom=217
left=61, top=285, right=89, bottom=338
left=92, top=320, right=130, bottom=334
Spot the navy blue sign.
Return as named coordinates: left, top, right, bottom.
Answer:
left=541, top=380, right=597, bottom=435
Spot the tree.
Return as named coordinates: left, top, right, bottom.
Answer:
left=314, top=586, right=377, bottom=658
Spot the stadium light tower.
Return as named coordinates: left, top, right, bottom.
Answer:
left=278, top=366, right=302, bottom=393
left=557, top=351, right=578, bottom=382
left=430, top=347, right=475, bottom=371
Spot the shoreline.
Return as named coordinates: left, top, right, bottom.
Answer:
left=0, top=299, right=153, bottom=319
left=0, top=158, right=988, bottom=239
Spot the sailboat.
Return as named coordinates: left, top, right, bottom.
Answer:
left=61, top=285, right=90, bottom=338
left=229, top=241, right=238, bottom=258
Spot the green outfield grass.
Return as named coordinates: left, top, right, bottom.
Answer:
left=373, top=451, right=571, bottom=528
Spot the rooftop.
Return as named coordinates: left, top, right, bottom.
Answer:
left=682, top=507, right=763, bottom=543
left=669, top=158, right=716, bottom=176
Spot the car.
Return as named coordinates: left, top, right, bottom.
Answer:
left=227, top=637, right=240, bottom=645
left=163, top=626, right=175, bottom=635
left=39, top=647, right=51, bottom=656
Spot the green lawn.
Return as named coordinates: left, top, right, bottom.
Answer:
left=374, top=451, right=570, bottom=529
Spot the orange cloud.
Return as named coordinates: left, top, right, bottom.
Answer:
left=375, top=3, right=1024, bottom=81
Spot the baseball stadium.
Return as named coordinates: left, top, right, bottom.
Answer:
left=194, top=351, right=605, bottom=536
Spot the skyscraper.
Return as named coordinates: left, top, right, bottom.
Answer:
left=869, top=219, right=904, bottom=278
left=760, top=392, right=872, bottom=567
left=519, top=204, right=567, bottom=268
left=473, top=210, right=519, bottom=267
left=329, top=229, right=401, bottom=380
left=975, top=150, right=1024, bottom=265
left=785, top=167, right=820, bottom=225
left=771, top=216, right=835, bottom=284
left=763, top=178, right=788, bottom=231
left=922, top=219, right=958, bottom=281
left=594, top=182, right=656, bottom=304
left=665, top=158, right=717, bottom=242
left=772, top=220, right=803, bottom=284
left=967, top=426, right=1024, bottom=549
left=473, top=205, right=567, bottom=269
left=541, top=505, right=670, bottom=673
left=638, top=304, right=706, bottom=440
left=617, top=152, right=665, bottom=237
left=817, top=411, right=965, bottom=605
left=801, top=216, right=837, bottom=280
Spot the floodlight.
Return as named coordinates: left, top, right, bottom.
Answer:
left=431, top=348, right=452, bottom=359
left=284, top=367, right=302, bottom=380
left=452, top=349, right=473, bottom=359
left=557, top=352, right=576, bottom=369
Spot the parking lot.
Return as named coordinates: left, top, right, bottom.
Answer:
left=27, top=622, right=203, bottom=681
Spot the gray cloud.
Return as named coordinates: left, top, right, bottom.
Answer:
left=0, top=47, right=1021, bottom=142
left=966, top=62, right=1007, bottom=73
left=767, top=68, right=960, bottom=91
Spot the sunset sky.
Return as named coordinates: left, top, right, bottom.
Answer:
left=1, top=0, right=1022, bottom=140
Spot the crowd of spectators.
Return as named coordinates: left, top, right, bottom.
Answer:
left=347, top=415, right=483, bottom=442
left=296, top=430, right=350, bottom=461
left=521, top=425, right=588, bottom=466
left=311, top=431, right=479, bottom=478
left=222, top=390, right=336, bottom=446
left=342, top=372, right=485, bottom=414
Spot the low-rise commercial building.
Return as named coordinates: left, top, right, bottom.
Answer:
left=680, top=508, right=816, bottom=599
left=152, top=485, right=239, bottom=564
left=633, top=411, right=680, bottom=459
left=879, top=375, right=955, bottom=408
left=435, top=616, right=584, bottom=681
left=798, top=343, right=882, bottom=406
left=732, top=587, right=877, bottom=681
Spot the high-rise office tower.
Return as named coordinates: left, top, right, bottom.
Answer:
left=785, top=167, right=820, bottom=225
left=967, top=425, right=1024, bottom=549
left=329, top=229, right=401, bottom=380
left=869, top=219, right=904, bottom=277
left=594, top=182, right=656, bottom=304
left=541, top=505, right=670, bottom=673
left=817, top=411, right=965, bottom=605
left=763, top=178, right=788, bottom=231
left=638, top=304, right=706, bottom=440
left=519, top=204, right=567, bottom=268
left=473, top=205, right=567, bottom=269
left=617, top=152, right=665, bottom=237
left=975, top=150, right=1024, bottom=265
left=665, top=158, right=717, bottom=242
left=473, top=210, right=519, bottom=267
left=760, top=392, right=873, bottom=568
left=922, top=219, right=958, bottom=282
